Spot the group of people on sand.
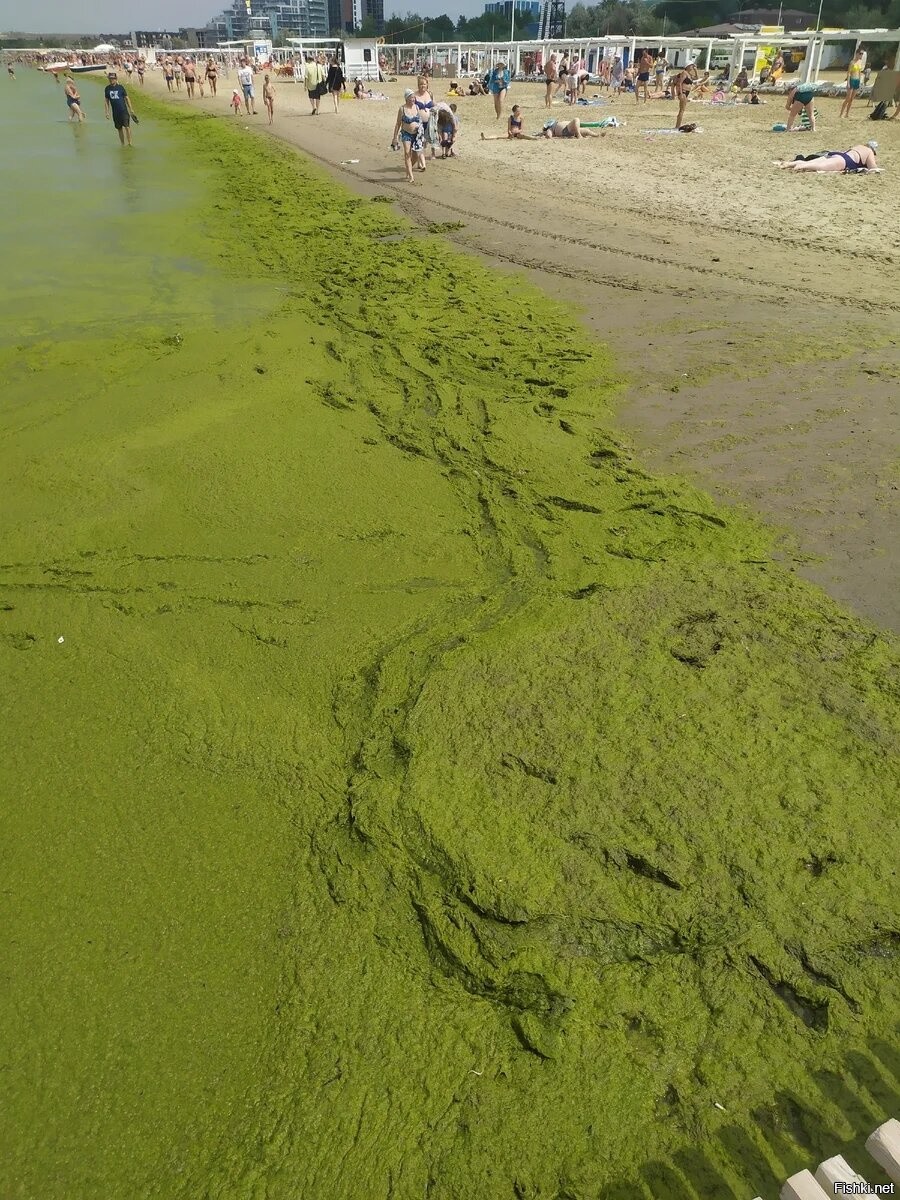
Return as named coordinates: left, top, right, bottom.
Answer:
left=391, top=76, right=461, bottom=181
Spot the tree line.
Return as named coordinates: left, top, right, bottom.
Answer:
left=359, top=0, right=900, bottom=39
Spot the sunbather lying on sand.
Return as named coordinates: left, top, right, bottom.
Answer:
left=777, top=142, right=878, bottom=172
left=540, top=117, right=599, bottom=138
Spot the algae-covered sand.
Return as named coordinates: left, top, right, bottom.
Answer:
left=2, top=95, right=899, bottom=1200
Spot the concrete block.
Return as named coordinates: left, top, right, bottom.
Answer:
left=781, top=1169, right=831, bottom=1199
left=866, top=1118, right=900, bottom=1185
left=814, top=1154, right=874, bottom=1194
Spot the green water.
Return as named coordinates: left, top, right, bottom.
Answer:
left=2, top=82, right=898, bottom=1200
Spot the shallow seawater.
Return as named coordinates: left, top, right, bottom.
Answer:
left=0, top=70, right=272, bottom=347
left=1, top=83, right=898, bottom=1200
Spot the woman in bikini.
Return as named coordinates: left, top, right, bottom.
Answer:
left=671, top=63, right=698, bottom=128
left=205, top=57, right=218, bottom=97
left=413, top=75, right=436, bottom=161
left=391, top=89, right=426, bottom=182
left=480, top=104, right=534, bottom=139
left=540, top=117, right=598, bottom=138
left=777, top=142, right=877, bottom=172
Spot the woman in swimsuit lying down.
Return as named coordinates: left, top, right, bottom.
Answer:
left=777, top=142, right=878, bottom=172
left=540, top=117, right=599, bottom=138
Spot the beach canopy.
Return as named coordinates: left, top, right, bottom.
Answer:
left=93, top=43, right=116, bottom=52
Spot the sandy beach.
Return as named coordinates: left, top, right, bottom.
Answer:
left=142, top=66, right=900, bottom=631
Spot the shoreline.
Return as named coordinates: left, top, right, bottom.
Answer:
left=136, top=65, right=900, bottom=632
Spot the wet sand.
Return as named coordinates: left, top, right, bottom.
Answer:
left=144, top=68, right=900, bottom=631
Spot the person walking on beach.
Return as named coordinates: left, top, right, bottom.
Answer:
left=205, top=57, right=218, bottom=96
left=304, top=54, right=325, bottom=115
left=137, top=58, right=145, bottom=86
left=65, top=77, right=86, bottom=121
left=163, top=58, right=174, bottom=91
left=237, top=59, right=257, bottom=115
left=414, top=75, right=436, bottom=160
left=263, top=74, right=275, bottom=124
left=103, top=71, right=135, bottom=146
left=391, top=88, right=426, bottom=182
left=488, top=60, right=510, bottom=119
left=173, top=58, right=183, bottom=90
left=183, top=58, right=196, bottom=98
left=839, top=53, right=863, bottom=118
left=325, top=56, right=345, bottom=112
left=544, top=53, right=558, bottom=108
left=785, top=82, right=816, bottom=131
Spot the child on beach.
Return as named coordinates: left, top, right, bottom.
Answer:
left=231, top=88, right=242, bottom=115
left=481, top=104, right=532, bottom=140
left=436, top=103, right=458, bottom=157
left=263, top=74, right=275, bottom=124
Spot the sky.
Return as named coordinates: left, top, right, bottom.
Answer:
left=0, top=0, right=484, bottom=34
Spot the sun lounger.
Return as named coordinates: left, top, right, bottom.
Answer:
left=814, top=1154, right=875, bottom=1194
left=780, top=1170, right=831, bottom=1199
left=865, top=1118, right=900, bottom=1184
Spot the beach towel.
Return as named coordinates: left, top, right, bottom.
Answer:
left=642, top=126, right=704, bottom=135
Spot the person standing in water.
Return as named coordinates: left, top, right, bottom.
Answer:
left=103, top=71, right=135, bottom=146
left=65, top=77, right=86, bottom=121
left=263, top=74, right=275, bottom=124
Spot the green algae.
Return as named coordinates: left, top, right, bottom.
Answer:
left=1, top=92, right=899, bottom=1200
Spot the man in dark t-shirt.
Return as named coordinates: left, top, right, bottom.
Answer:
left=103, top=72, right=134, bottom=145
